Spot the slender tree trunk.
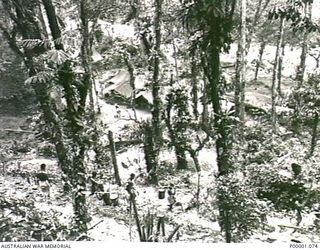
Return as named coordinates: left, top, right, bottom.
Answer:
left=79, top=0, right=94, bottom=110
left=175, top=146, right=188, bottom=170
left=41, top=0, right=63, bottom=50
left=130, top=194, right=144, bottom=241
left=201, top=59, right=209, bottom=128
left=271, top=17, right=285, bottom=133
left=310, top=111, right=319, bottom=157
left=152, top=0, right=162, bottom=142
left=254, top=40, right=266, bottom=80
left=206, top=45, right=233, bottom=243
left=277, top=41, right=285, bottom=96
left=235, top=0, right=247, bottom=128
left=1, top=0, right=73, bottom=192
left=188, top=150, right=201, bottom=208
left=37, top=4, right=49, bottom=39
left=207, top=47, right=233, bottom=175
left=172, top=38, right=179, bottom=78
left=296, top=1, right=312, bottom=87
left=164, top=92, right=188, bottom=170
left=148, top=0, right=163, bottom=185
left=143, top=122, right=158, bottom=184
left=297, top=37, right=308, bottom=87
left=246, top=0, right=271, bottom=53
left=44, top=0, right=91, bottom=234
left=108, top=130, right=122, bottom=186
left=2, top=0, right=93, bottom=235
left=33, top=80, right=71, bottom=190
left=191, top=56, right=199, bottom=120
left=202, top=1, right=237, bottom=240
left=71, top=144, right=88, bottom=234
left=245, top=0, right=262, bottom=53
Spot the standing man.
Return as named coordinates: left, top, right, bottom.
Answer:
left=36, top=163, right=50, bottom=199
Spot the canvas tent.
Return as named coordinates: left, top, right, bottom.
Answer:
left=102, top=69, right=153, bottom=109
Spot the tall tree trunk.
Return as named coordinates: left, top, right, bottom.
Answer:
left=148, top=0, right=163, bottom=185
left=152, top=0, right=162, bottom=143
left=143, top=122, right=156, bottom=183
left=277, top=41, right=285, bottom=96
left=205, top=45, right=233, bottom=244
left=1, top=0, right=73, bottom=192
left=79, top=0, right=94, bottom=110
left=108, top=130, right=122, bottom=186
left=296, top=1, right=312, bottom=87
left=254, top=40, right=266, bottom=81
left=42, top=0, right=91, bottom=234
left=245, top=0, right=262, bottom=53
left=175, top=146, right=188, bottom=170
left=235, top=0, right=247, bottom=130
left=37, top=4, right=49, bottom=39
left=41, top=0, right=63, bottom=50
left=271, top=17, right=285, bottom=133
left=164, top=91, right=188, bottom=171
left=191, top=56, right=199, bottom=120
left=2, top=0, right=92, bottom=235
left=309, top=111, right=319, bottom=157
left=246, top=0, right=271, bottom=53
left=33, top=80, right=71, bottom=191
left=201, top=0, right=236, bottom=241
left=201, top=57, right=209, bottom=128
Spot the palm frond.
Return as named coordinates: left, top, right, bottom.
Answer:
left=25, top=71, right=53, bottom=85
left=47, top=49, right=69, bottom=65
left=20, top=39, right=45, bottom=50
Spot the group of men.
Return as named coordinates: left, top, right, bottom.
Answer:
left=34, top=164, right=179, bottom=210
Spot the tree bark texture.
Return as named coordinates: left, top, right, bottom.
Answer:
left=271, top=17, right=284, bottom=133
left=296, top=1, right=312, bottom=87
left=254, top=40, right=266, bottom=80
left=191, top=56, right=199, bottom=120
left=200, top=0, right=236, bottom=242
left=41, top=0, right=63, bottom=49
left=108, top=130, right=122, bottom=186
left=245, top=0, right=271, bottom=53
left=164, top=91, right=188, bottom=171
left=310, top=111, right=319, bottom=157
left=204, top=27, right=234, bottom=246
left=277, top=41, right=285, bottom=96
left=148, top=0, right=163, bottom=185
left=235, top=0, right=247, bottom=127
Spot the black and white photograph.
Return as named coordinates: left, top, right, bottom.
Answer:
left=0, top=0, right=320, bottom=247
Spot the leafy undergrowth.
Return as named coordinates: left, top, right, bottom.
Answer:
left=1, top=138, right=320, bottom=242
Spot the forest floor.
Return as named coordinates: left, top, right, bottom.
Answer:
left=1, top=47, right=320, bottom=242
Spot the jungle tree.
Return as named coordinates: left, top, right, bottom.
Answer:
left=234, top=0, right=247, bottom=138
left=268, top=0, right=319, bottom=134
left=296, top=0, right=313, bottom=87
left=0, top=0, right=107, bottom=235
left=165, top=84, right=190, bottom=170
left=270, top=10, right=285, bottom=133
left=122, top=0, right=163, bottom=184
left=293, top=74, right=320, bottom=157
left=181, top=0, right=237, bottom=242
